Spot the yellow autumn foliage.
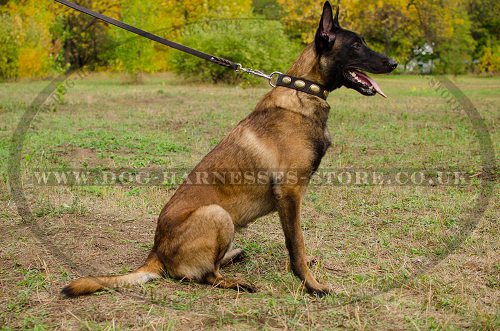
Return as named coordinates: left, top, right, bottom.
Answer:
left=0, top=0, right=495, bottom=78
left=478, top=45, right=500, bottom=74
left=18, top=47, right=50, bottom=78
left=4, top=0, right=58, bottom=78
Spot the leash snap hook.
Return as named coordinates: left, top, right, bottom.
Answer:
left=268, top=71, right=281, bottom=87
left=235, top=63, right=281, bottom=87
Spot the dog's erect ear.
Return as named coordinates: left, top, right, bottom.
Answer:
left=333, top=4, right=340, bottom=29
left=315, top=2, right=340, bottom=52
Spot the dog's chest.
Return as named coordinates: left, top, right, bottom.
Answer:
left=231, top=190, right=276, bottom=227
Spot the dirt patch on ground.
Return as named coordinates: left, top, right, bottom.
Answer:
left=52, top=145, right=108, bottom=169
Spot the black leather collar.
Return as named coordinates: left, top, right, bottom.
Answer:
left=275, top=74, right=329, bottom=100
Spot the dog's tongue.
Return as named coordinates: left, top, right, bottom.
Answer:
left=353, top=70, right=387, bottom=98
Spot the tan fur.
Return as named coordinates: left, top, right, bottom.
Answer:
left=62, top=251, right=163, bottom=297
left=239, top=128, right=279, bottom=168
left=61, top=0, right=402, bottom=297
left=62, top=42, right=333, bottom=297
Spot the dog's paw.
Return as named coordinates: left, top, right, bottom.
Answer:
left=307, top=284, right=332, bottom=297
left=236, top=282, right=258, bottom=293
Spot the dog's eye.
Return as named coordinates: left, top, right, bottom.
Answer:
left=352, top=42, right=361, bottom=49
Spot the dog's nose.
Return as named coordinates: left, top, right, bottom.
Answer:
left=387, top=58, right=398, bottom=70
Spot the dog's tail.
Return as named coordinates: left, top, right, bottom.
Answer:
left=61, top=251, right=163, bottom=298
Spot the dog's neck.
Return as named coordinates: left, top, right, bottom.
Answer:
left=255, top=44, right=330, bottom=122
left=286, top=43, right=324, bottom=86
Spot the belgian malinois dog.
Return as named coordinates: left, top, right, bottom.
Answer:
left=62, top=1, right=397, bottom=297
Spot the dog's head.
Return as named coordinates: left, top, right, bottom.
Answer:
left=314, top=1, right=397, bottom=97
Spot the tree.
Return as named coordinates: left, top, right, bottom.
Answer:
left=108, top=0, right=253, bottom=82
left=410, top=0, right=476, bottom=74
left=276, top=0, right=324, bottom=43
left=344, top=0, right=421, bottom=66
left=276, top=0, right=420, bottom=58
left=252, top=0, right=283, bottom=19
left=466, top=0, right=499, bottom=73
left=2, top=0, right=59, bottom=78
left=56, top=0, right=120, bottom=70
left=108, top=0, right=162, bottom=82
left=477, top=39, right=500, bottom=74
left=0, top=13, right=19, bottom=79
left=171, top=19, right=299, bottom=84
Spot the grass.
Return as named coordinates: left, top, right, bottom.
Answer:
left=0, top=73, right=498, bottom=329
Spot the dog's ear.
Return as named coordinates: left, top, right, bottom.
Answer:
left=315, top=2, right=340, bottom=53
left=333, top=4, right=340, bottom=29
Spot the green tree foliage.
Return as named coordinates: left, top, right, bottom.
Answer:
left=0, top=13, right=19, bottom=79
left=277, top=0, right=497, bottom=75
left=477, top=40, right=500, bottom=74
left=410, top=0, right=476, bottom=74
left=56, top=0, right=118, bottom=70
left=253, top=0, right=283, bottom=19
left=467, top=0, right=499, bottom=48
left=0, top=0, right=497, bottom=79
left=171, top=19, right=299, bottom=83
left=108, top=0, right=162, bottom=82
left=108, top=0, right=254, bottom=82
left=466, top=0, right=499, bottom=73
left=276, top=0, right=323, bottom=43
left=347, top=0, right=421, bottom=66
left=1, top=0, right=59, bottom=78
left=436, top=10, right=476, bottom=74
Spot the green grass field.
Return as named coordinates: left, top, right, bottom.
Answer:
left=0, top=73, right=498, bottom=330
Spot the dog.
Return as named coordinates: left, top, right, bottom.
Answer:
left=62, top=1, right=397, bottom=297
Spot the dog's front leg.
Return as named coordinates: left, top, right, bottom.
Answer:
left=274, top=185, right=331, bottom=296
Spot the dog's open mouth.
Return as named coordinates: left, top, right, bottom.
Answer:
left=343, top=69, right=387, bottom=98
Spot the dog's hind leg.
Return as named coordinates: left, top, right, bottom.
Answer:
left=163, top=204, right=254, bottom=292
left=204, top=270, right=256, bottom=292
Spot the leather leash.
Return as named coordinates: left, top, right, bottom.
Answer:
left=54, top=0, right=329, bottom=100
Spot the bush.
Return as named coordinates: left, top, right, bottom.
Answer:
left=477, top=43, right=500, bottom=74
left=433, top=10, right=476, bottom=75
left=0, top=14, right=19, bottom=80
left=170, top=18, right=300, bottom=84
left=106, top=0, right=162, bottom=83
